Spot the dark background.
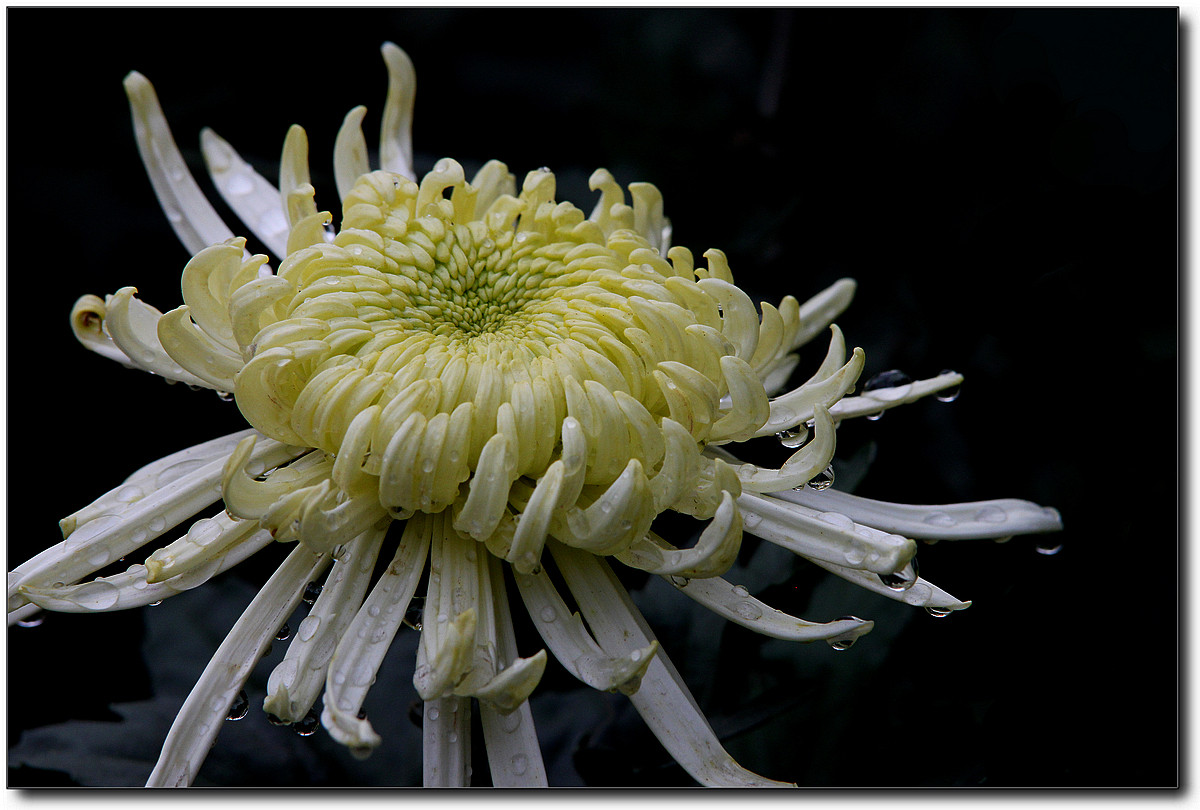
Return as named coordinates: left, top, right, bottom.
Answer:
left=7, top=8, right=1178, bottom=788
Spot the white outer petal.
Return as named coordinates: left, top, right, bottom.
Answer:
left=146, top=545, right=330, bottom=787
left=550, top=542, right=792, bottom=787
left=123, top=71, right=234, bottom=255
left=777, top=486, right=1064, bottom=540
left=200, top=128, right=291, bottom=258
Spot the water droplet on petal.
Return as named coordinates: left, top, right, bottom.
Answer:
left=975, top=505, right=1007, bottom=523
left=863, top=369, right=913, bottom=392
left=776, top=427, right=809, bottom=449
left=226, top=690, right=249, bottom=721
left=935, top=371, right=962, bottom=402
left=669, top=575, right=689, bottom=588
left=428, top=706, right=440, bottom=721
left=731, top=585, right=749, bottom=598
left=880, top=560, right=919, bottom=591
left=297, top=615, right=321, bottom=642
left=923, top=511, right=957, bottom=528
left=293, top=711, right=319, bottom=736
left=805, top=464, right=836, bottom=491
left=539, top=606, right=557, bottom=623
left=511, top=753, right=529, bottom=776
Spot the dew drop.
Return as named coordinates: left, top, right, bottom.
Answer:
left=879, top=560, right=918, bottom=591
left=275, top=623, right=291, bottom=641
left=925, top=606, right=953, bottom=618
left=743, top=512, right=762, bottom=529
left=1036, top=542, right=1063, bottom=556
left=827, top=636, right=856, bottom=651
left=974, top=505, right=1007, bottom=524
left=539, top=606, right=557, bottom=623
left=116, top=485, right=145, bottom=503
left=216, top=390, right=235, bottom=402
left=86, top=549, right=112, bottom=569
left=511, top=753, right=529, bottom=776
left=302, top=581, right=323, bottom=604
left=935, top=371, right=962, bottom=402
left=922, top=511, right=957, bottom=528
left=805, top=465, right=835, bottom=491
left=733, top=601, right=763, bottom=621
left=501, top=711, right=521, bottom=734
left=297, top=615, right=321, bottom=642
left=293, top=711, right=319, bottom=736
left=731, top=585, right=749, bottom=598
left=149, top=600, right=163, bottom=607
left=226, top=690, right=249, bottom=721
left=669, top=575, right=689, bottom=588
left=148, top=516, right=167, bottom=533
left=776, top=427, right=809, bottom=449
left=189, top=519, right=223, bottom=547
left=76, top=580, right=121, bottom=609
left=863, top=369, right=913, bottom=392
left=16, top=615, right=43, bottom=628
left=428, top=706, right=441, bottom=721
left=866, top=410, right=885, bottom=421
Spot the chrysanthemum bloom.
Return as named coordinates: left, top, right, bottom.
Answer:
left=7, top=43, right=1062, bottom=787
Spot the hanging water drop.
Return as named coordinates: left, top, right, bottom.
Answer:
left=925, top=606, right=952, bottom=618
left=776, top=427, right=809, bottom=449
left=302, top=581, right=323, bottom=604
left=293, top=711, right=319, bottom=736
left=863, top=369, right=913, bottom=392
left=216, top=390, right=234, bottom=402
left=827, top=636, right=856, bottom=651
left=669, top=575, right=689, bottom=588
left=275, top=623, right=291, bottom=641
left=1036, top=542, right=1063, bottom=556
left=879, top=560, right=919, bottom=591
left=805, top=464, right=835, bottom=491
left=266, top=712, right=291, bottom=727
left=935, top=371, right=962, bottom=402
left=16, top=615, right=44, bottom=628
left=226, top=690, right=249, bottom=721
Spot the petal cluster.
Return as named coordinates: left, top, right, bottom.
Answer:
left=7, top=42, right=1063, bottom=788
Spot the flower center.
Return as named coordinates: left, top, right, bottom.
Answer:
left=228, top=160, right=765, bottom=561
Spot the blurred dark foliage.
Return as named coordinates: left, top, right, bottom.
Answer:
left=7, top=7, right=1177, bottom=788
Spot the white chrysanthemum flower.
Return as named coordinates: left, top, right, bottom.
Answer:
left=7, top=43, right=1062, bottom=788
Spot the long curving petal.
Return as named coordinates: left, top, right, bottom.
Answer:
left=200, top=128, right=291, bottom=258
left=776, top=486, right=1064, bottom=541
left=146, top=544, right=330, bottom=787
left=123, top=72, right=234, bottom=255
left=550, top=542, right=793, bottom=787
